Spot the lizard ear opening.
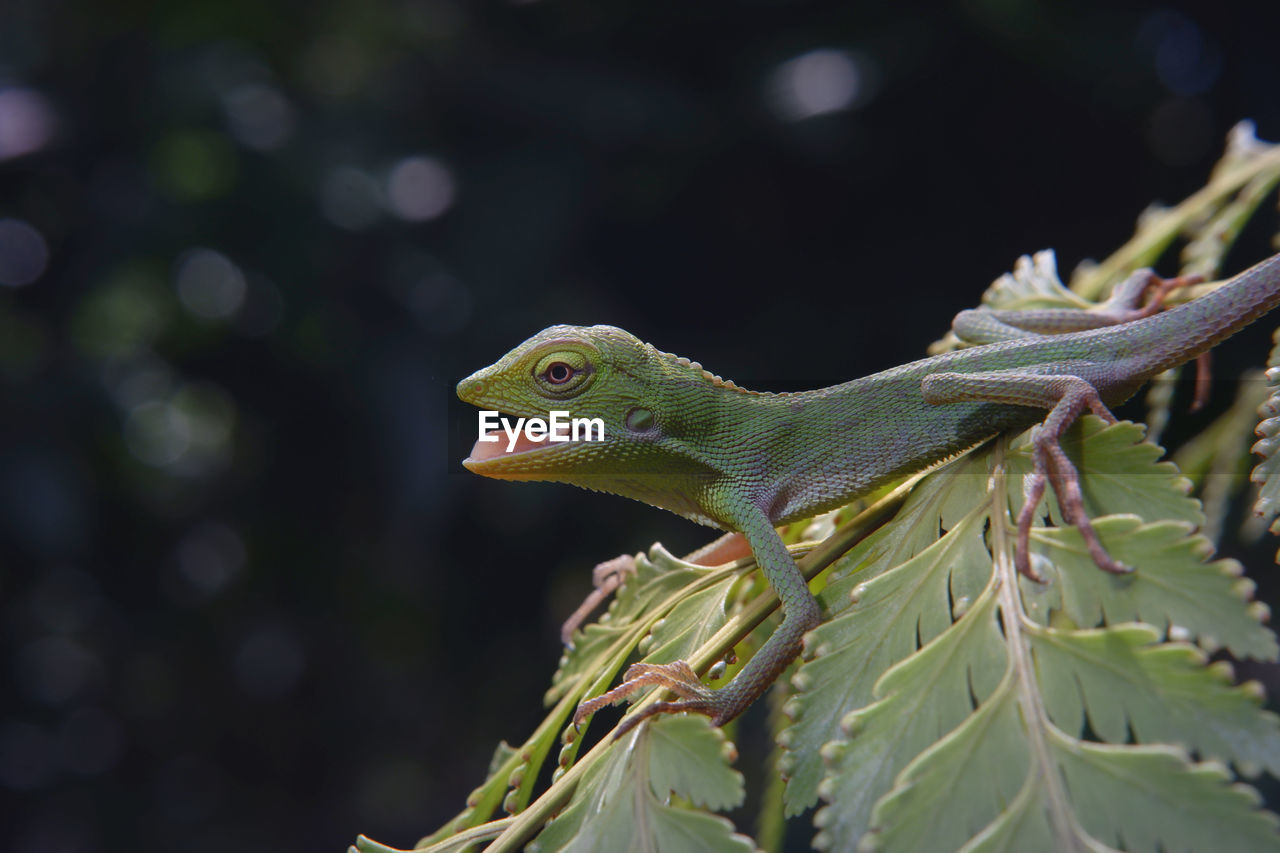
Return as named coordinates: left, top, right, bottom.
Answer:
left=624, top=407, right=654, bottom=433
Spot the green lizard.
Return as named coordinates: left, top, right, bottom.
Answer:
left=457, top=252, right=1280, bottom=736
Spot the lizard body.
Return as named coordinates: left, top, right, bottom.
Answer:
left=458, top=252, right=1280, bottom=733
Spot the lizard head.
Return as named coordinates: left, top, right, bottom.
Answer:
left=456, top=324, right=661, bottom=481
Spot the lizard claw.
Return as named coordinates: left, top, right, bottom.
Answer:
left=573, top=660, right=714, bottom=735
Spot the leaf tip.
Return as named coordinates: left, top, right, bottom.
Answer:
left=1218, top=558, right=1246, bottom=578
left=839, top=708, right=864, bottom=737
left=1207, top=659, right=1236, bottom=682
left=1242, top=678, right=1268, bottom=702
left=791, top=670, right=814, bottom=693
left=1249, top=600, right=1271, bottom=626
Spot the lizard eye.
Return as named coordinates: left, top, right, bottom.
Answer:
left=544, top=362, right=574, bottom=384
left=533, top=349, right=595, bottom=396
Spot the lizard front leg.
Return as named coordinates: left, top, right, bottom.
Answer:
left=921, top=371, right=1127, bottom=580
left=573, top=508, right=819, bottom=736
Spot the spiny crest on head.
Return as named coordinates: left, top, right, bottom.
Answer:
left=653, top=347, right=764, bottom=395
left=578, top=325, right=764, bottom=394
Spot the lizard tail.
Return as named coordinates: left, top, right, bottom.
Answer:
left=1138, top=251, right=1280, bottom=373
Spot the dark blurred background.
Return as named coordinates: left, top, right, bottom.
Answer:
left=3, top=1, right=1280, bottom=850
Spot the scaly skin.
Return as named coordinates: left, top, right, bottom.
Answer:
left=457, top=252, right=1280, bottom=733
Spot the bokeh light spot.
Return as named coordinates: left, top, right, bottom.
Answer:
left=224, top=84, right=294, bottom=150
left=1138, top=10, right=1221, bottom=97
left=72, top=268, right=171, bottom=358
left=125, top=400, right=191, bottom=468
left=0, top=219, right=50, bottom=287
left=387, top=156, right=456, bottom=221
left=102, top=354, right=175, bottom=410
left=766, top=48, right=873, bottom=121
left=124, top=382, right=236, bottom=476
left=152, top=131, right=238, bottom=200
left=175, top=248, right=247, bottom=320
left=0, top=88, right=56, bottom=161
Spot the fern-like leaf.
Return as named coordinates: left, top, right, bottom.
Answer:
left=547, top=544, right=727, bottom=705
left=797, top=421, right=1280, bottom=850
left=530, top=715, right=756, bottom=853
left=1252, top=328, right=1280, bottom=542
left=781, top=451, right=997, bottom=813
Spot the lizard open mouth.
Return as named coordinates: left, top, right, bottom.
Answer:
left=461, top=407, right=588, bottom=478
left=465, top=418, right=554, bottom=463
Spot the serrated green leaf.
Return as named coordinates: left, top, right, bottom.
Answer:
left=1251, top=328, right=1280, bottom=533
left=852, top=678, right=1032, bottom=853
left=1008, top=418, right=1204, bottom=531
left=531, top=715, right=754, bottom=853
left=857, top=645, right=1280, bottom=853
left=782, top=468, right=996, bottom=814
left=808, top=587, right=1005, bottom=843
left=644, top=577, right=736, bottom=666
left=1027, top=518, right=1275, bottom=659
left=646, top=715, right=746, bottom=811
left=959, top=772, right=1116, bottom=853
left=826, top=450, right=997, bottom=591
left=1030, top=624, right=1280, bottom=774
left=1053, top=735, right=1280, bottom=853
left=803, top=414, right=1280, bottom=851
left=547, top=545, right=716, bottom=704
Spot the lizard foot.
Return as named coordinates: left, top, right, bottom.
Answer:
left=573, top=660, right=718, bottom=736
left=1017, top=384, right=1132, bottom=580
left=925, top=370, right=1132, bottom=579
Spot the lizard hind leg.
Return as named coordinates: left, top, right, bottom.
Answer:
left=922, top=371, right=1128, bottom=578
left=951, top=270, right=1204, bottom=345
left=561, top=554, right=638, bottom=648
